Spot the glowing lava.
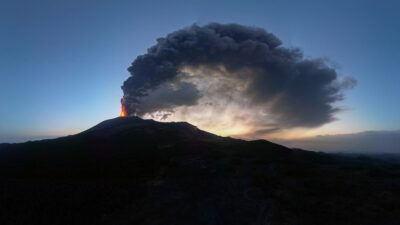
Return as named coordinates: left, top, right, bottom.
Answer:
left=120, top=98, right=128, bottom=117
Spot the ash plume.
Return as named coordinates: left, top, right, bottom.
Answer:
left=122, top=23, right=355, bottom=132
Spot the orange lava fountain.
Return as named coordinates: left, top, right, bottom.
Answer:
left=120, top=98, right=128, bottom=117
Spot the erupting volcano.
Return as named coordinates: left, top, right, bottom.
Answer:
left=120, top=98, right=128, bottom=117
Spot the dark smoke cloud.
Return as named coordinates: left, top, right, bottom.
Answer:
left=122, top=23, right=355, bottom=129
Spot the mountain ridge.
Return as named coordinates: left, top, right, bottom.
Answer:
left=0, top=116, right=399, bottom=225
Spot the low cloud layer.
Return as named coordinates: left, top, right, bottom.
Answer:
left=277, top=130, right=400, bottom=153
left=122, top=23, right=355, bottom=135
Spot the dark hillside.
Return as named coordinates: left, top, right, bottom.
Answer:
left=1, top=117, right=399, bottom=225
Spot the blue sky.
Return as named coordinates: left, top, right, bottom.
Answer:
left=1, top=0, right=399, bottom=142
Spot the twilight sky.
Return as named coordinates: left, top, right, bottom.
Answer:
left=1, top=0, right=399, bottom=145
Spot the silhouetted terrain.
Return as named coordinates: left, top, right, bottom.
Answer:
left=1, top=117, right=399, bottom=225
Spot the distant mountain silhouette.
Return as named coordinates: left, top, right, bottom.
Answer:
left=0, top=117, right=399, bottom=225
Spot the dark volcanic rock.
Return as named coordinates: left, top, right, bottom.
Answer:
left=0, top=117, right=399, bottom=225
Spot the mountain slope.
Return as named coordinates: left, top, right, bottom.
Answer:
left=0, top=117, right=400, bottom=225
left=0, top=117, right=292, bottom=178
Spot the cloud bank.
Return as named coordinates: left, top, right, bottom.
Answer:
left=278, top=130, right=400, bottom=153
left=122, top=23, right=355, bottom=135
